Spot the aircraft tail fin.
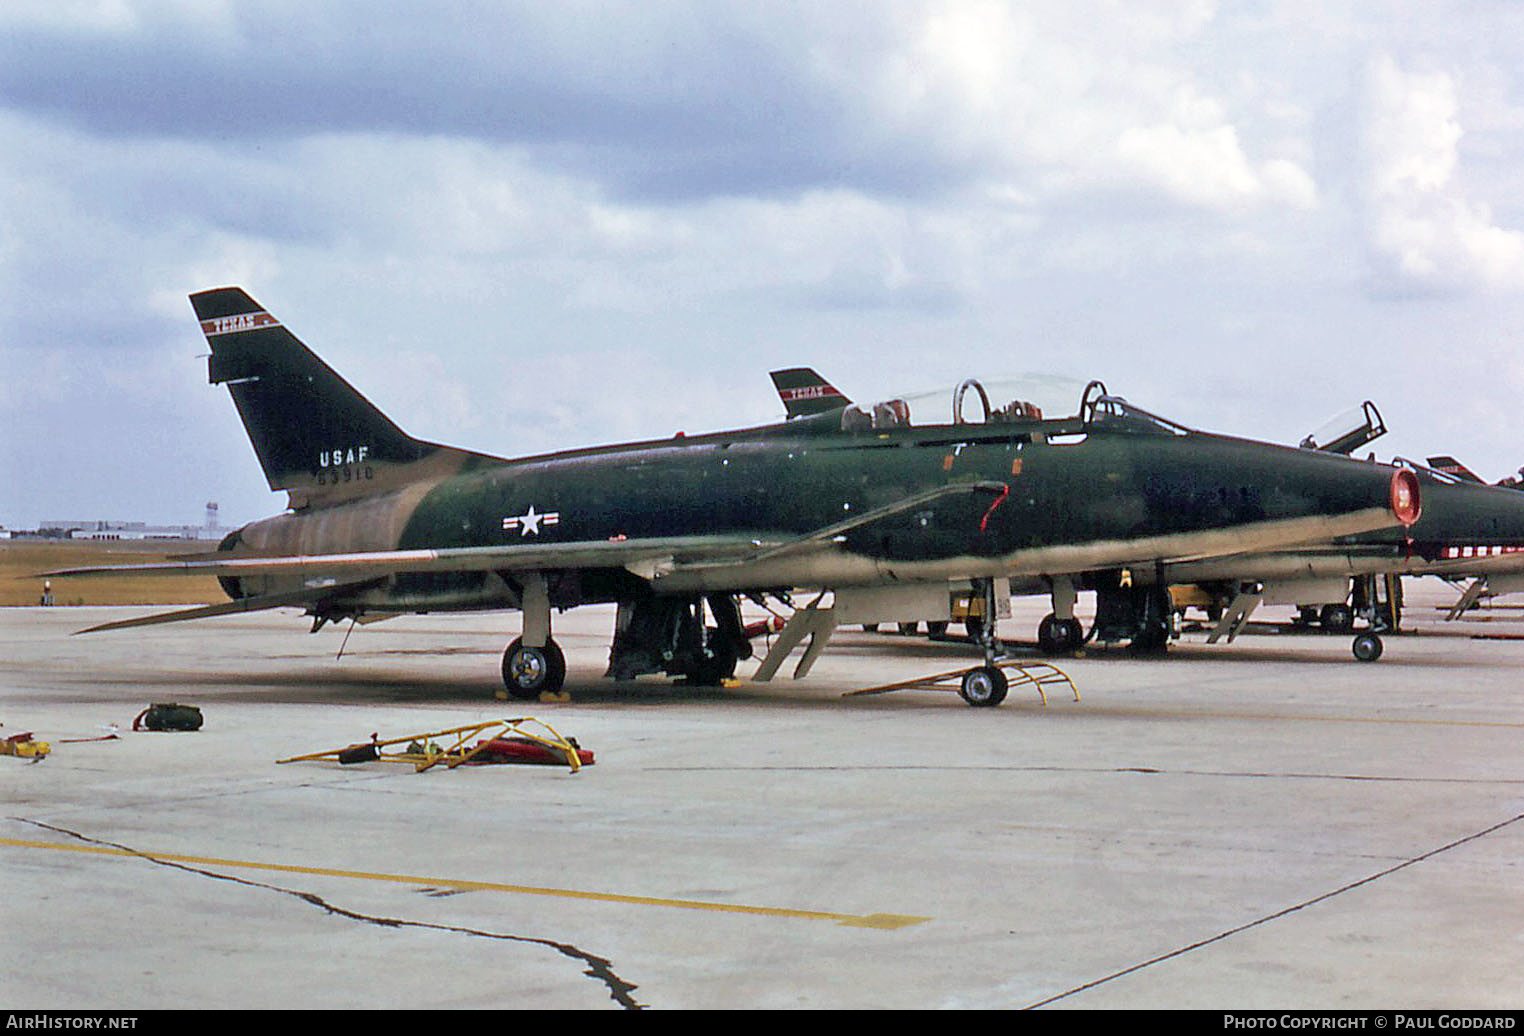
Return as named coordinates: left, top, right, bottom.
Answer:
left=769, top=367, right=850, bottom=418
left=192, top=287, right=492, bottom=508
left=1426, top=456, right=1486, bottom=483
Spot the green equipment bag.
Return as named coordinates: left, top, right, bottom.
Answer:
left=134, top=703, right=204, bottom=732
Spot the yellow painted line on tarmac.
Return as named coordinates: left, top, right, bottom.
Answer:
left=0, top=836, right=929, bottom=930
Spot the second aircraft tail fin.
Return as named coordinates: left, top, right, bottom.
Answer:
left=769, top=367, right=851, bottom=418
left=1426, top=456, right=1486, bottom=483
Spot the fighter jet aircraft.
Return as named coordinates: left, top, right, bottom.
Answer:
left=1141, top=400, right=1524, bottom=658
left=1157, top=461, right=1524, bottom=657
left=46, top=287, right=1421, bottom=706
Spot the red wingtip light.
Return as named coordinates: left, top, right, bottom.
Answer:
left=1390, top=469, right=1422, bottom=527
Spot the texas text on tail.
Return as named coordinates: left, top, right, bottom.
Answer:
left=48, top=287, right=1422, bottom=704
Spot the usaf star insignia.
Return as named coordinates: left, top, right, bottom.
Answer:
left=502, top=506, right=561, bottom=536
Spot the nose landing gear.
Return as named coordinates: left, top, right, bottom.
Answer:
left=959, top=576, right=1012, bottom=707
left=1349, top=574, right=1402, bottom=663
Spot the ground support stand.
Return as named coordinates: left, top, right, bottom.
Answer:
left=845, top=659, right=1078, bottom=707
left=277, top=718, right=590, bottom=773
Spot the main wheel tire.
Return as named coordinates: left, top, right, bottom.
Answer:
left=1129, top=623, right=1169, bottom=655
left=685, top=648, right=739, bottom=686
left=502, top=637, right=567, bottom=699
left=1321, top=603, right=1354, bottom=634
left=1037, top=614, right=1083, bottom=655
left=959, top=665, right=1008, bottom=707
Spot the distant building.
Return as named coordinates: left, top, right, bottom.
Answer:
left=38, top=514, right=225, bottom=541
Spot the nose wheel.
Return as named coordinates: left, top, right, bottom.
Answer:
left=1349, top=574, right=1399, bottom=662
left=959, top=666, right=1009, bottom=707
left=1351, top=632, right=1383, bottom=663
left=956, top=577, right=1015, bottom=707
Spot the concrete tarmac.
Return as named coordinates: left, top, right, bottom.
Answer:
left=3, top=582, right=1523, bottom=1010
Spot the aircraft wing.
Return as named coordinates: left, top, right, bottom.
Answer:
left=47, top=483, right=1011, bottom=584
left=45, top=482, right=1014, bottom=631
left=44, top=533, right=784, bottom=635
left=42, top=533, right=783, bottom=583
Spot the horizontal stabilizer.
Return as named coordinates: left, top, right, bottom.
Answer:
left=73, top=580, right=383, bottom=634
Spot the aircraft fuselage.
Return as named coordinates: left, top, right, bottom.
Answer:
left=221, top=415, right=1409, bottom=619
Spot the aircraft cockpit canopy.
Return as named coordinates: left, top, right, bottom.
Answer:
left=1299, top=401, right=1386, bottom=455
left=842, top=374, right=1090, bottom=432
left=838, top=374, right=1195, bottom=437
left=1081, top=388, right=1193, bottom=437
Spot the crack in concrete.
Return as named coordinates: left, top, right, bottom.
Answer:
left=17, top=818, right=647, bottom=1010
left=1021, top=810, right=1524, bottom=1009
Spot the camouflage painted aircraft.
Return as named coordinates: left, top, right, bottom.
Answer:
left=48, top=287, right=1423, bottom=706
left=1406, top=458, right=1524, bottom=617
left=1152, top=461, right=1524, bottom=658
left=1147, top=410, right=1524, bottom=658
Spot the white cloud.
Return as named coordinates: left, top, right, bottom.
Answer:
left=1116, top=121, right=1317, bottom=211
left=1364, top=54, right=1524, bottom=291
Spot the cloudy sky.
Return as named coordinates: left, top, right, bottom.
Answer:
left=5, top=0, right=1524, bottom=530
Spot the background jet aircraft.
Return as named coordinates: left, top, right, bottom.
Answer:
left=1405, top=457, right=1524, bottom=619
left=1157, top=462, right=1524, bottom=658
left=1149, top=408, right=1524, bottom=658
left=48, top=287, right=1420, bottom=706
left=1426, top=455, right=1524, bottom=491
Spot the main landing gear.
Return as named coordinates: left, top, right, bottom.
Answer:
left=605, top=593, right=752, bottom=685
left=1037, top=613, right=1085, bottom=654
left=1036, top=575, right=1086, bottom=656
left=500, top=571, right=569, bottom=700
left=498, top=587, right=758, bottom=700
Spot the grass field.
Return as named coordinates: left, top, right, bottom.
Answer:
left=0, top=540, right=225, bottom=607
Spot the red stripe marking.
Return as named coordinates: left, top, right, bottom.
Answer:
left=200, top=311, right=281, bottom=336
